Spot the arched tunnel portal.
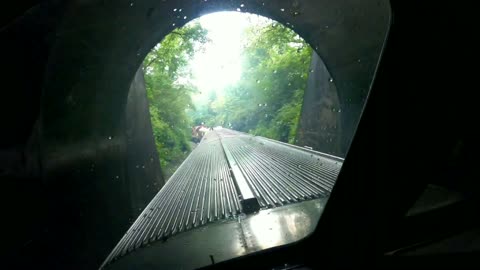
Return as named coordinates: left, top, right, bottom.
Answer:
left=1, top=0, right=389, bottom=268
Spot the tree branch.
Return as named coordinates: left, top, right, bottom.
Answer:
left=143, top=31, right=184, bottom=69
left=170, top=31, right=184, bottom=37
left=144, top=56, right=159, bottom=69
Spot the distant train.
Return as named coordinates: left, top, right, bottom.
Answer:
left=191, top=124, right=210, bottom=143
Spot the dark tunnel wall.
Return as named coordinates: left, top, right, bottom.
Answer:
left=297, top=52, right=342, bottom=156
left=0, top=1, right=63, bottom=148
left=1, top=0, right=390, bottom=269
left=125, top=67, right=165, bottom=217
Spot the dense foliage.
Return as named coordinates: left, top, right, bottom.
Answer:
left=143, top=22, right=208, bottom=177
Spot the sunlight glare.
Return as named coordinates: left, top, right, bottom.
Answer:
left=190, top=12, right=262, bottom=101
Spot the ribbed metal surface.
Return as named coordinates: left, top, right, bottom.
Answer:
left=104, top=131, right=241, bottom=264
left=219, top=130, right=340, bottom=208
left=103, top=129, right=342, bottom=267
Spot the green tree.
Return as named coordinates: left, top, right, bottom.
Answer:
left=143, top=23, right=209, bottom=178
left=209, top=21, right=312, bottom=143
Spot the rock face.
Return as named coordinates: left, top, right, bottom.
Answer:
left=125, top=67, right=165, bottom=217
left=297, top=52, right=342, bottom=157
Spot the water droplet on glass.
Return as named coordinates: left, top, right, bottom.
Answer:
left=329, top=78, right=334, bottom=82
left=357, top=59, right=361, bottom=63
left=288, top=82, right=292, bottom=86
left=293, top=11, right=299, bottom=16
left=256, top=80, right=260, bottom=83
left=280, top=8, right=285, bottom=12
left=130, top=2, right=134, bottom=7
left=258, top=104, right=262, bottom=107
left=240, top=4, right=245, bottom=7
left=173, top=8, right=177, bottom=11
left=115, top=175, right=119, bottom=179
left=142, top=165, right=145, bottom=169
left=183, top=16, right=187, bottom=19
left=265, top=114, right=268, bottom=118
left=237, top=8, right=241, bottom=11
left=264, top=103, right=267, bottom=106
left=310, top=69, right=314, bottom=73
left=136, top=165, right=140, bottom=169
left=338, top=109, right=342, bottom=113
left=108, top=136, right=112, bottom=140
left=273, top=70, right=277, bottom=73
left=178, top=8, right=182, bottom=12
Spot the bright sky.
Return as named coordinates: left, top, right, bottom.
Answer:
left=188, top=12, right=268, bottom=103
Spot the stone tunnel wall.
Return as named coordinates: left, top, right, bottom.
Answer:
left=125, top=67, right=165, bottom=217
left=297, top=52, right=342, bottom=157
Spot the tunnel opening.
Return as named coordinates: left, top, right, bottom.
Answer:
left=131, top=11, right=341, bottom=181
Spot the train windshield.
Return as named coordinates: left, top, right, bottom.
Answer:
left=102, top=2, right=390, bottom=269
